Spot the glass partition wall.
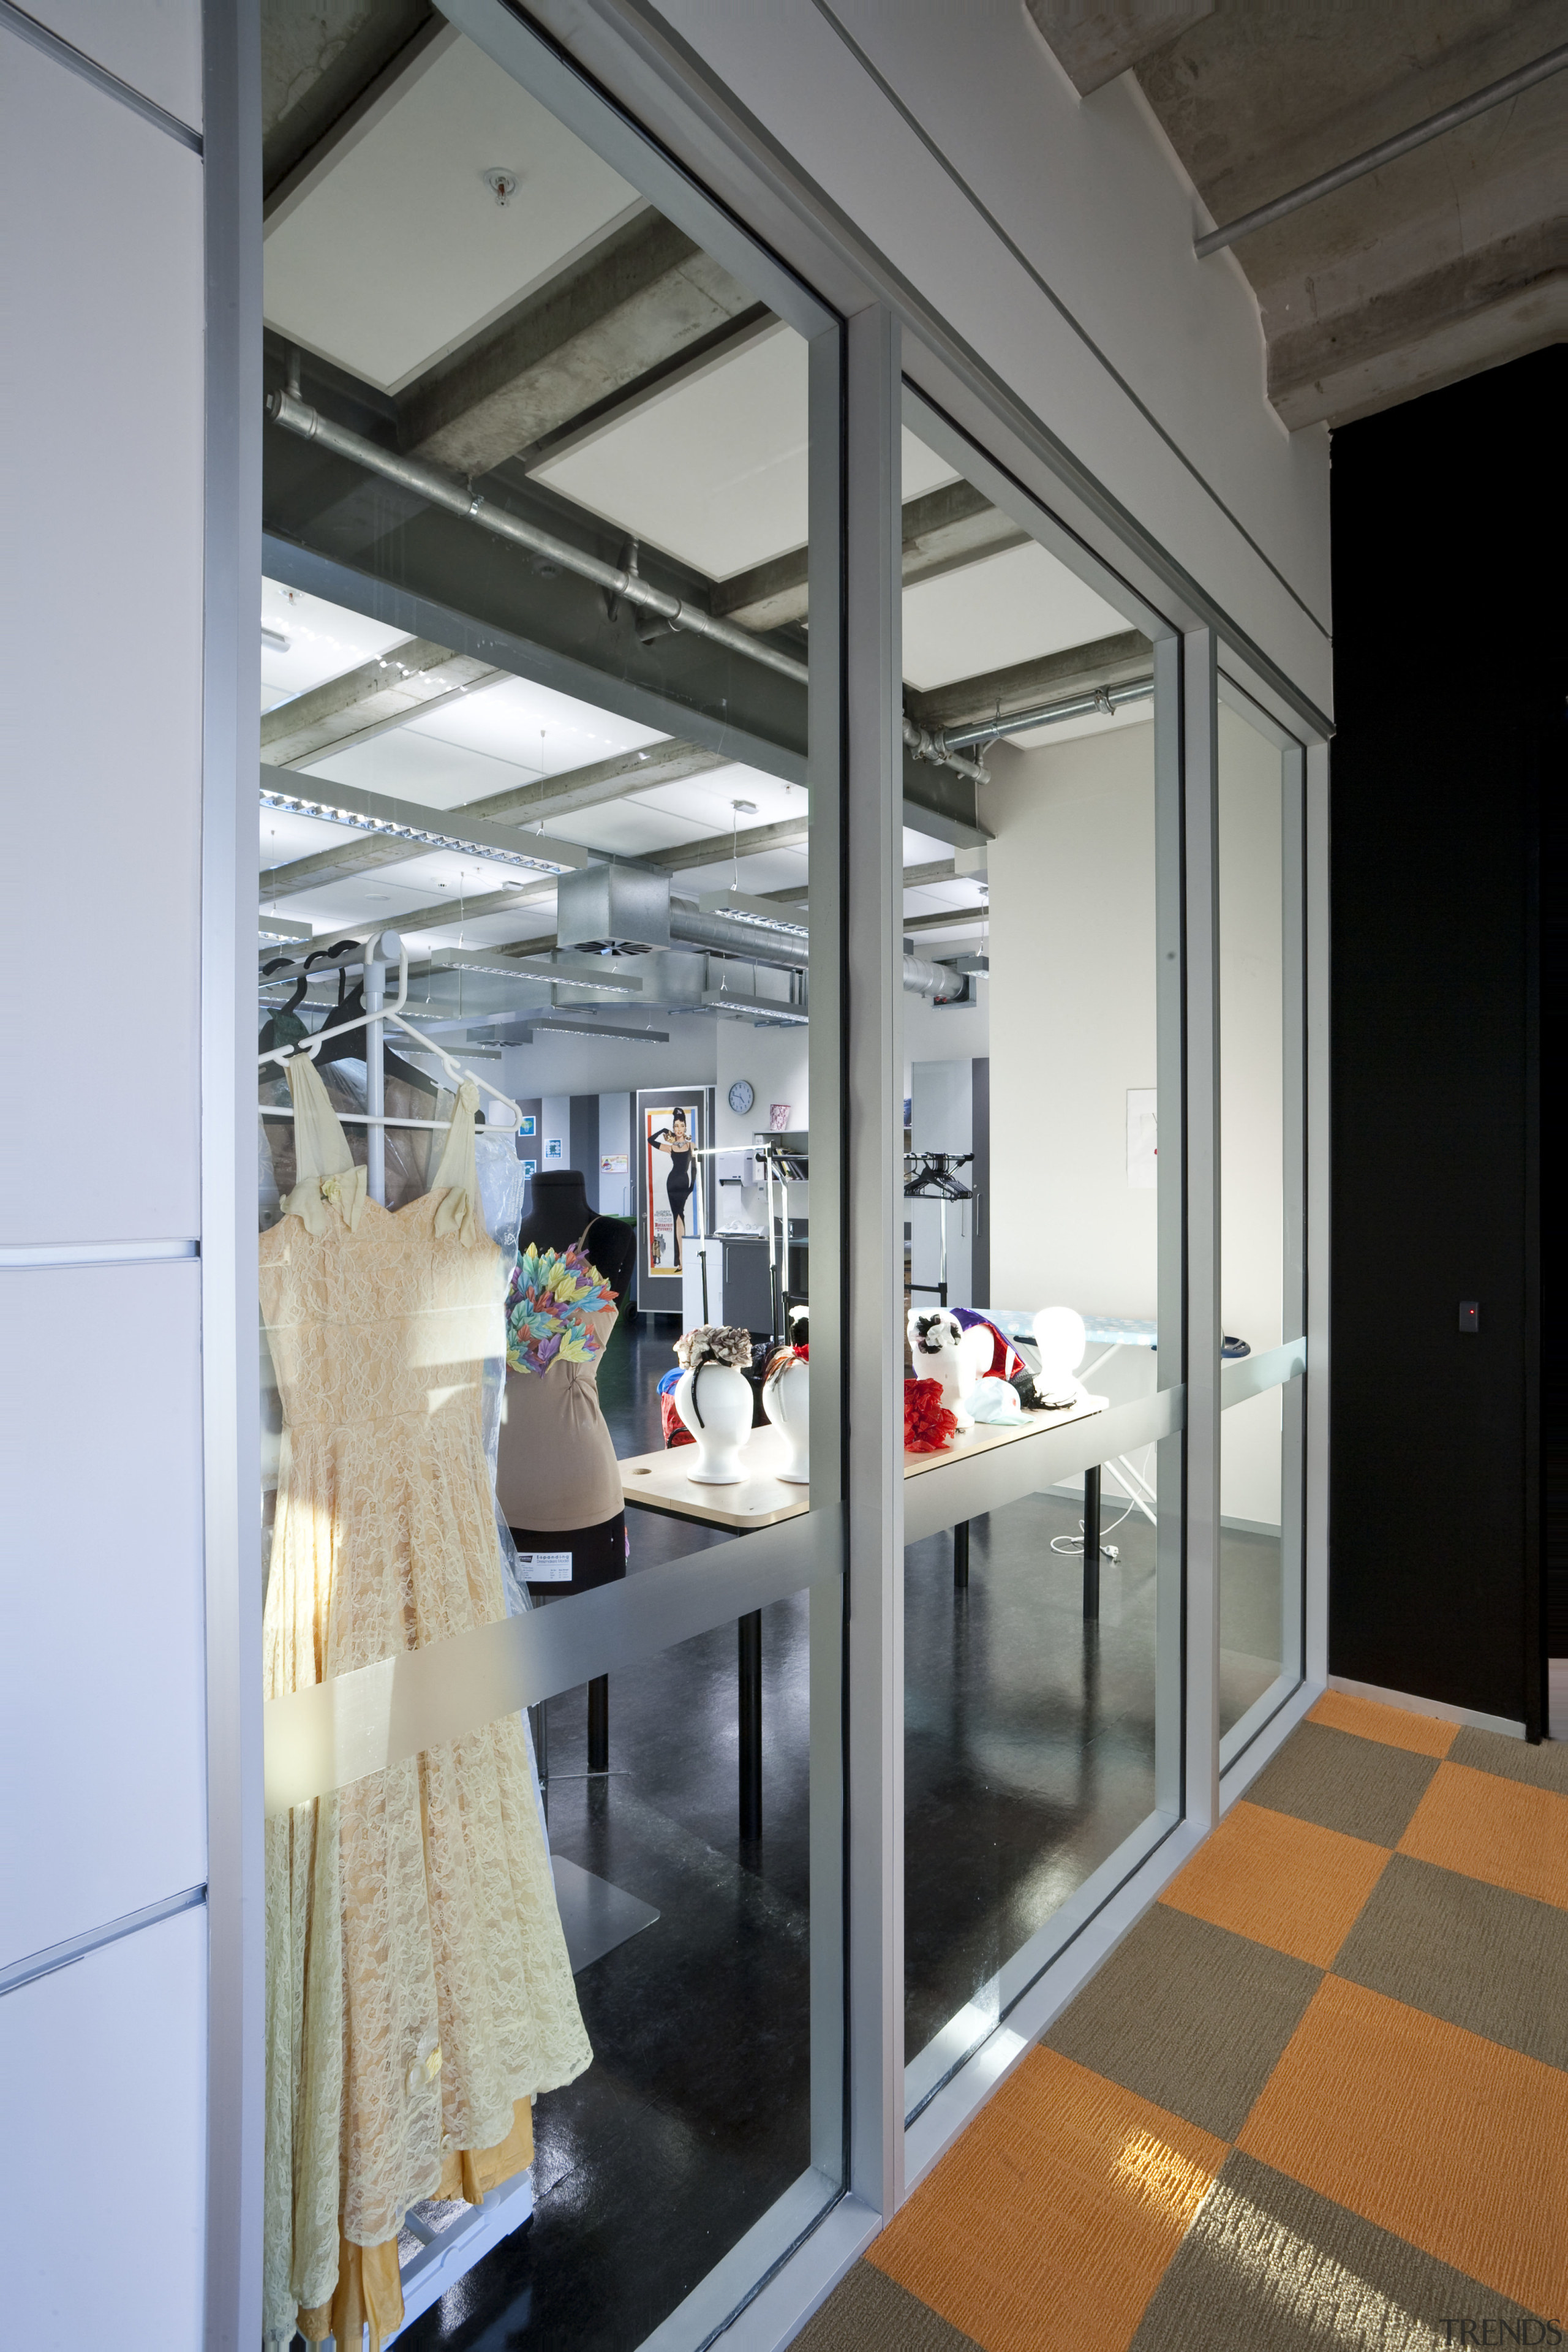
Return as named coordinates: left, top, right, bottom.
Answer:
left=896, top=400, right=1184, bottom=2122
left=257, top=26, right=844, bottom=2350
left=1216, top=692, right=1308, bottom=1763
left=246, top=12, right=1319, bottom=2346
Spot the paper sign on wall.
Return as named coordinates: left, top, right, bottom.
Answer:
left=600, top=1153, right=628, bottom=1174
left=1128, top=1089, right=1157, bottom=1188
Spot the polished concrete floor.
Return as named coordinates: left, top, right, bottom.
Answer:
left=398, top=1317, right=1288, bottom=2351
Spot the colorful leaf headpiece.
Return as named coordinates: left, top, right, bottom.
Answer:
left=504, top=1243, right=616, bottom=1378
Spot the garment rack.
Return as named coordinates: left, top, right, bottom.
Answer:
left=258, top=931, right=521, bottom=1202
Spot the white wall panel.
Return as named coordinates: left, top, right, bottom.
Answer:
left=0, top=31, right=204, bottom=1245
left=988, top=728, right=1160, bottom=1319
left=0, top=1263, right=206, bottom=1967
left=23, top=0, right=202, bottom=130
left=2, top=1904, right=206, bottom=2347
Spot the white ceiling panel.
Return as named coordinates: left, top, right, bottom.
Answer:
left=630, top=761, right=802, bottom=833
left=262, top=579, right=408, bottom=705
left=902, top=824, right=960, bottom=864
left=303, top=728, right=545, bottom=813
left=534, top=322, right=807, bottom=578
left=537, top=321, right=956, bottom=581
left=901, top=540, right=1128, bottom=692
left=263, top=32, right=642, bottom=393
left=404, top=673, right=664, bottom=774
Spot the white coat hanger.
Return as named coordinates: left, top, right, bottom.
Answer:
left=258, top=936, right=522, bottom=1133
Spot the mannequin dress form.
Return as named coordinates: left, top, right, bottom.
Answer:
left=495, top=1169, right=635, bottom=1773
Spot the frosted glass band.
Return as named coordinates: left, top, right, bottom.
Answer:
left=1220, top=1336, right=1306, bottom=1409
left=264, top=1510, right=839, bottom=1815
left=904, top=1385, right=1186, bottom=1545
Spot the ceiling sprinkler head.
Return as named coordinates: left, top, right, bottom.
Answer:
left=484, top=168, right=519, bottom=207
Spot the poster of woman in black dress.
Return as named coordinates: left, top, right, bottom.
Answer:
left=646, top=1102, right=699, bottom=1274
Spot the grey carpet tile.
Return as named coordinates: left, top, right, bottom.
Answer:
left=1246, top=1723, right=1439, bottom=1847
left=1041, top=1903, right=1322, bottom=2141
left=791, top=2261, right=982, bottom=2352
left=1449, top=1727, right=1568, bottom=1798
left=1130, top=2149, right=1551, bottom=2352
left=1331, top=1852, right=1568, bottom=2072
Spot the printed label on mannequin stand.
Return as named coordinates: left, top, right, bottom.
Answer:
left=518, top=1551, right=573, bottom=1583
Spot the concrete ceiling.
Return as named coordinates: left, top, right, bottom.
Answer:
left=1028, top=0, right=1567, bottom=426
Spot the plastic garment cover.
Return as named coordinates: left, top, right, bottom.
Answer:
left=473, top=1133, right=530, bottom=1619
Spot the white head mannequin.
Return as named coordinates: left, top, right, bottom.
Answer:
left=1031, top=1306, right=1088, bottom=1409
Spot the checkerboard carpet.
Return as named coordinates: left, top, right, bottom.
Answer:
left=799, top=1693, right=1568, bottom=2351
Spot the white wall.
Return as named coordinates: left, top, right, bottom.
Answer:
left=909, top=1060, right=974, bottom=1312
left=0, top=2, right=209, bottom=2335
left=639, top=0, right=1332, bottom=713
left=596, top=1090, right=632, bottom=1216
left=987, top=727, right=1160, bottom=1321
left=714, top=1021, right=810, bottom=1148
left=540, top=1091, right=571, bottom=1170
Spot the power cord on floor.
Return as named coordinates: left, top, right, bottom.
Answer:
left=1050, top=1495, right=1136, bottom=1562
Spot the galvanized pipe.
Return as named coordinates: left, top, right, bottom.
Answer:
left=901, top=713, right=990, bottom=786
left=938, top=674, right=1155, bottom=753
left=267, top=388, right=809, bottom=686
left=271, top=390, right=1006, bottom=794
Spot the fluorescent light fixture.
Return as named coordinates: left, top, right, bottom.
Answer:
left=697, top=889, right=810, bottom=937
left=518, top=1017, right=671, bottom=1044
left=259, top=914, right=314, bottom=943
left=702, top=990, right=809, bottom=1025
left=262, top=626, right=290, bottom=654
left=258, top=774, right=592, bottom=878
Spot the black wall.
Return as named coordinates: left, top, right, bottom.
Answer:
left=1329, top=346, right=1563, bottom=1736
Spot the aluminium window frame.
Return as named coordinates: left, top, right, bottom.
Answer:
left=198, top=4, right=1335, bottom=2346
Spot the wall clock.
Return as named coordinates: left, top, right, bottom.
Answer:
left=727, top=1078, right=755, bottom=1115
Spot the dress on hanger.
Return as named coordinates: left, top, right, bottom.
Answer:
left=495, top=1216, right=625, bottom=1593
left=261, top=1057, right=591, bottom=2352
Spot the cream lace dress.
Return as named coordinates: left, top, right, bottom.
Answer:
left=262, top=1060, right=592, bottom=2350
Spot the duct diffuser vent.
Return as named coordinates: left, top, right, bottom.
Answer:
left=556, top=862, right=671, bottom=954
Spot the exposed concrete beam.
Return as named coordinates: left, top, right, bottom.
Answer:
left=714, top=478, right=1028, bottom=632
left=261, top=638, right=506, bottom=767
left=1024, top=0, right=1212, bottom=96
left=753, top=855, right=974, bottom=913
left=902, top=905, right=987, bottom=935
left=905, top=630, right=1152, bottom=733
left=1267, top=219, right=1568, bottom=428
left=1136, top=4, right=1568, bottom=429
left=262, top=0, right=435, bottom=201
left=649, top=814, right=810, bottom=872
left=259, top=737, right=727, bottom=898
left=399, top=212, right=760, bottom=478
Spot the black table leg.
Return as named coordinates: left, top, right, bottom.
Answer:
left=1083, top=1466, right=1101, bottom=1621
left=530, top=1701, right=548, bottom=1804
left=739, top=1609, right=763, bottom=1840
left=953, top=1519, right=970, bottom=1591
left=587, top=1674, right=609, bottom=1773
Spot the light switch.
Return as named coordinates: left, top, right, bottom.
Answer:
left=1458, top=1300, right=1480, bottom=1333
